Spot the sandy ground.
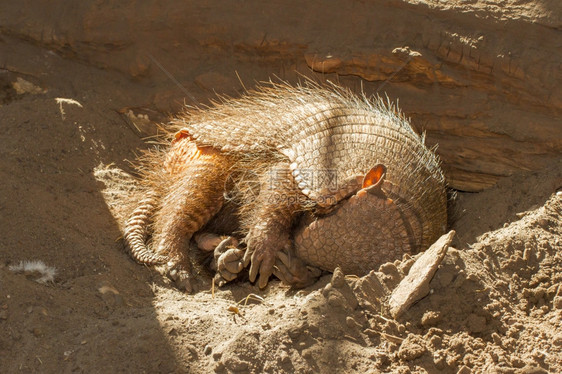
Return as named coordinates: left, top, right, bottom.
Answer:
left=1, top=35, right=561, bottom=374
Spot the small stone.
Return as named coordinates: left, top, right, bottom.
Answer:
left=379, top=262, right=399, bottom=277
left=32, top=327, right=43, bottom=337
left=346, top=316, right=362, bottom=330
left=204, top=345, right=212, bottom=355
left=322, top=283, right=333, bottom=297
left=491, top=332, right=502, bottom=346
left=522, top=244, right=534, bottom=261
left=185, top=344, right=198, bottom=360
left=330, top=267, right=346, bottom=288
left=456, top=365, right=471, bottom=374
left=421, top=311, right=441, bottom=327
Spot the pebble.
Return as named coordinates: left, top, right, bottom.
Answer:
left=330, top=267, right=346, bottom=288
left=32, top=327, right=43, bottom=337
left=204, top=345, right=212, bottom=355
left=491, top=332, right=502, bottom=346
left=345, top=316, right=362, bottom=330
left=421, top=311, right=442, bottom=327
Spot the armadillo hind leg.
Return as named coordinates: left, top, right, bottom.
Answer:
left=151, top=139, right=232, bottom=292
left=243, top=162, right=304, bottom=289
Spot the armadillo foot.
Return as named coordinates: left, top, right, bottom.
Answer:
left=274, top=249, right=322, bottom=288
left=212, top=236, right=247, bottom=286
left=165, top=260, right=194, bottom=293
left=246, top=233, right=290, bottom=289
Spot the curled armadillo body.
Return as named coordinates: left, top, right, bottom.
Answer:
left=123, top=82, right=447, bottom=290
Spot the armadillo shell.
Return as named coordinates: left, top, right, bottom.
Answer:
left=172, top=83, right=447, bottom=250
left=294, top=189, right=414, bottom=275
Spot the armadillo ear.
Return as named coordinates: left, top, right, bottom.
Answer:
left=173, top=129, right=193, bottom=143
left=362, top=164, right=387, bottom=190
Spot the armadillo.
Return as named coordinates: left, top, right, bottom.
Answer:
left=123, top=82, right=447, bottom=292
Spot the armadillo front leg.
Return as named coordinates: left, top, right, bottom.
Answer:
left=244, top=163, right=303, bottom=289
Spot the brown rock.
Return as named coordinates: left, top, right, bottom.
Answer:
left=389, top=231, right=455, bottom=318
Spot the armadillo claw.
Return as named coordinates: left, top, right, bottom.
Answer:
left=212, top=236, right=246, bottom=285
left=167, top=267, right=193, bottom=293
left=213, top=273, right=228, bottom=288
left=218, top=248, right=245, bottom=275
left=274, top=250, right=321, bottom=288
left=248, top=249, right=276, bottom=289
left=246, top=231, right=287, bottom=289
left=213, top=236, right=239, bottom=262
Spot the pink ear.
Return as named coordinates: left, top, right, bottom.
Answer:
left=362, top=164, right=387, bottom=189
left=173, top=129, right=192, bottom=143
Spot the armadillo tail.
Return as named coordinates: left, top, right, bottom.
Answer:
left=123, top=191, right=168, bottom=265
